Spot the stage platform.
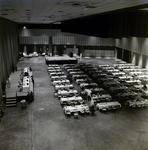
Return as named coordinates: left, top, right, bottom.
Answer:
left=45, top=55, right=78, bottom=64
left=5, top=69, right=33, bottom=103
left=6, top=71, right=20, bottom=99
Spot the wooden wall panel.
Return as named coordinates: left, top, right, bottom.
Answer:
left=52, top=36, right=75, bottom=45
left=115, top=37, right=148, bottom=68
left=115, top=37, right=148, bottom=55
left=83, top=50, right=114, bottom=57
left=18, top=29, right=115, bottom=46
left=19, top=36, right=49, bottom=44
left=19, top=29, right=62, bottom=36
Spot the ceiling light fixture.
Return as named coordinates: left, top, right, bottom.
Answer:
left=64, top=1, right=88, bottom=7
left=23, top=26, right=26, bottom=29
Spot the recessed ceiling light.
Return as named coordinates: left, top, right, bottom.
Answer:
left=86, top=6, right=97, bottom=8
left=64, top=1, right=88, bottom=7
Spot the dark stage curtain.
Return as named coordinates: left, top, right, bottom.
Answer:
left=61, top=11, right=148, bottom=38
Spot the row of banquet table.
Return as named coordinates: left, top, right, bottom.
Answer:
left=64, top=63, right=122, bottom=111
left=47, top=64, right=92, bottom=117
left=47, top=61, right=148, bottom=118
left=80, top=62, right=148, bottom=108
left=67, top=62, right=148, bottom=108
left=47, top=63, right=122, bottom=117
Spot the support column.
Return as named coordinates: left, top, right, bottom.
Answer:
left=80, top=46, right=84, bottom=59
left=34, top=45, right=37, bottom=52
left=114, top=47, right=117, bottom=59
left=145, top=56, right=148, bottom=69
left=131, top=52, right=135, bottom=65
left=138, top=54, right=142, bottom=68
left=53, top=45, right=57, bottom=56
left=24, top=45, right=27, bottom=54
left=121, top=49, right=124, bottom=60
left=49, top=36, right=52, bottom=56
left=43, top=45, right=46, bottom=53
left=64, top=45, right=66, bottom=54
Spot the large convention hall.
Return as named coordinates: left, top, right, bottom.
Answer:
left=0, top=0, right=148, bottom=150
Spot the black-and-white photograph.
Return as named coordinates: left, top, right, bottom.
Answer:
left=0, top=1, right=148, bottom=150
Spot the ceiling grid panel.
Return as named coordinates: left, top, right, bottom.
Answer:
left=0, top=0, right=147, bottom=24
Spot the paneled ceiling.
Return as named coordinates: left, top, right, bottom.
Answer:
left=0, top=0, right=148, bottom=24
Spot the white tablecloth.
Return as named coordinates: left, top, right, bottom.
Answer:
left=96, top=101, right=121, bottom=110
left=54, top=84, right=74, bottom=91
left=60, top=96, right=83, bottom=104
left=63, top=104, right=89, bottom=113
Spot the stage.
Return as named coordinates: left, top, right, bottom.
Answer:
left=45, top=55, right=78, bottom=64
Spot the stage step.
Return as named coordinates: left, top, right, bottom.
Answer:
left=6, top=97, right=17, bottom=107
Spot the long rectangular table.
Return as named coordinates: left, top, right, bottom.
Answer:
left=49, top=72, right=64, bottom=77
left=51, top=75, right=67, bottom=81
left=60, top=96, right=83, bottom=105
left=67, top=68, right=81, bottom=73
left=57, top=89, right=78, bottom=98
left=96, top=101, right=121, bottom=111
left=125, top=80, right=141, bottom=86
left=54, top=84, right=74, bottom=91
left=63, top=104, right=89, bottom=114
left=125, top=99, right=148, bottom=108
left=92, top=94, right=112, bottom=102
left=118, top=76, right=133, bottom=82
left=52, top=80, right=70, bottom=86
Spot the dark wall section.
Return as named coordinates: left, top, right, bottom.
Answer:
left=116, top=47, right=132, bottom=63
left=61, top=11, right=148, bottom=38
left=116, top=47, right=123, bottom=59
left=142, top=55, right=148, bottom=68
left=0, top=17, right=19, bottom=100
left=84, top=46, right=114, bottom=50
left=123, top=49, right=132, bottom=63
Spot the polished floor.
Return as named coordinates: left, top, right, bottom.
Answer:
left=0, top=56, right=148, bottom=150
